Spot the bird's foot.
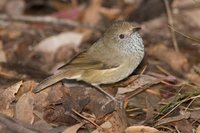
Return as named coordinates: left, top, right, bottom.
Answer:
left=101, top=97, right=123, bottom=110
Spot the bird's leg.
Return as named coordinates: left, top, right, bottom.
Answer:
left=92, top=84, right=116, bottom=101
left=92, top=84, right=122, bottom=109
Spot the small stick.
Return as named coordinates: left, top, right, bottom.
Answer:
left=164, top=0, right=179, bottom=52
left=71, top=109, right=101, bottom=129
left=0, top=14, right=79, bottom=27
left=168, top=25, right=200, bottom=44
left=156, top=65, right=173, bottom=77
left=155, top=112, right=190, bottom=126
left=140, top=65, right=147, bottom=76
left=0, top=14, right=101, bottom=30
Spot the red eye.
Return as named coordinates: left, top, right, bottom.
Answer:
left=119, top=34, right=125, bottom=39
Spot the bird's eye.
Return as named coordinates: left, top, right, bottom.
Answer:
left=119, top=34, right=125, bottom=39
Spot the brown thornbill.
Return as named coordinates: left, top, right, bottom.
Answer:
left=32, top=21, right=144, bottom=103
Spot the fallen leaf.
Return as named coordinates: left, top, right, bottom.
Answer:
left=172, top=120, right=193, bottom=133
left=100, top=8, right=120, bottom=20
left=33, top=120, right=52, bottom=131
left=35, top=86, right=65, bottom=113
left=0, top=81, right=22, bottom=109
left=52, top=6, right=81, bottom=20
left=186, top=69, right=200, bottom=86
left=15, top=92, right=34, bottom=124
left=35, top=32, right=83, bottom=54
left=117, top=75, right=160, bottom=95
left=125, top=126, right=160, bottom=133
left=0, top=109, right=14, bottom=117
left=33, top=88, right=51, bottom=113
left=197, top=125, right=200, bottom=133
left=81, top=0, right=102, bottom=41
left=5, top=0, right=25, bottom=16
left=62, top=123, right=83, bottom=133
left=0, top=41, right=6, bottom=62
left=82, top=0, right=102, bottom=26
left=92, top=107, right=127, bottom=133
left=0, top=114, right=39, bottom=133
left=16, top=80, right=37, bottom=99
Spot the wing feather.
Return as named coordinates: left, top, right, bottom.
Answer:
left=58, top=52, right=118, bottom=70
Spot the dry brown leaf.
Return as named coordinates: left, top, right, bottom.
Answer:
left=0, top=41, right=6, bottom=62
left=5, top=0, right=25, bottom=16
left=33, top=120, right=52, bottom=131
left=92, top=107, right=128, bottom=133
left=127, top=91, right=161, bottom=111
left=186, top=69, right=200, bottom=86
left=33, top=83, right=65, bottom=115
left=35, top=32, right=83, bottom=54
left=117, top=75, right=160, bottom=95
left=0, top=109, right=14, bottom=117
left=16, top=80, right=37, bottom=99
left=100, top=8, right=121, bottom=20
left=81, top=0, right=102, bottom=41
left=125, top=126, right=160, bottom=133
left=82, top=0, right=102, bottom=26
left=34, top=31, right=83, bottom=71
left=0, top=81, right=22, bottom=109
left=62, top=123, right=83, bottom=133
left=173, top=120, right=193, bottom=133
left=148, top=44, right=189, bottom=72
left=46, top=83, right=65, bottom=103
left=197, top=125, right=200, bottom=133
left=0, top=81, right=22, bottom=117
left=33, top=88, right=50, bottom=113
left=15, top=92, right=34, bottom=124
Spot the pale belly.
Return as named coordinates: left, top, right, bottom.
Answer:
left=80, top=62, right=137, bottom=85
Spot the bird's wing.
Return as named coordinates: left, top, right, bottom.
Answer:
left=58, top=52, right=119, bottom=70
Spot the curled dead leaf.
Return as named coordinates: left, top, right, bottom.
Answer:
left=15, top=92, right=34, bottom=124
left=125, top=126, right=161, bottom=133
left=0, top=81, right=22, bottom=109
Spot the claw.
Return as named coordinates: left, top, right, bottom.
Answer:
left=101, top=97, right=123, bottom=110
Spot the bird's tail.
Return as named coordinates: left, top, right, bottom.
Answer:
left=32, top=71, right=68, bottom=93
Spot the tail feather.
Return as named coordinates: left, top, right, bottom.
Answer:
left=32, top=71, right=68, bottom=93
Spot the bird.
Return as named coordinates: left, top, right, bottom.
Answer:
left=32, top=21, right=144, bottom=103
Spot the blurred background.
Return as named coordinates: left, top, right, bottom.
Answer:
left=0, top=0, right=199, bottom=79
left=0, top=1, right=200, bottom=132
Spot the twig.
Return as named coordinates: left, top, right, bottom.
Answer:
left=140, top=65, right=147, bottom=75
left=155, top=112, right=190, bottom=126
left=156, top=90, right=200, bottom=121
left=71, top=109, right=101, bottom=129
left=168, top=25, right=200, bottom=44
left=156, top=65, right=173, bottom=77
left=0, top=14, right=101, bottom=30
left=0, top=14, right=79, bottom=26
left=164, top=0, right=179, bottom=52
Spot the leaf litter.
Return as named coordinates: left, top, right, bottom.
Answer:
left=0, top=0, right=199, bottom=132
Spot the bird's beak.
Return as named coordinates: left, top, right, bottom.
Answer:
left=132, top=26, right=141, bottom=32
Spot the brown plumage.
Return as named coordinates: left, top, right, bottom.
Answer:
left=32, top=21, right=144, bottom=100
